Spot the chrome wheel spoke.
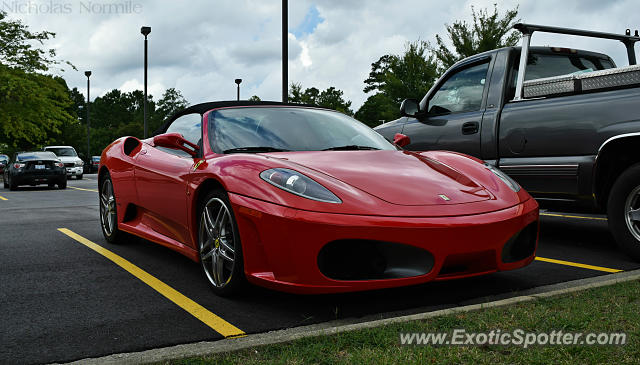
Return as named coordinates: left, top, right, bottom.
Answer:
left=204, top=207, right=216, bottom=235
left=218, top=247, right=233, bottom=262
left=214, top=209, right=226, bottom=234
left=220, top=239, right=235, bottom=254
left=201, top=247, right=215, bottom=261
left=215, top=252, right=225, bottom=285
left=211, top=251, right=221, bottom=285
left=201, top=235, right=214, bottom=250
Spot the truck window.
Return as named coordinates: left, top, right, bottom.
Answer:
left=428, top=61, right=490, bottom=115
left=506, top=51, right=615, bottom=100
left=525, top=54, right=613, bottom=79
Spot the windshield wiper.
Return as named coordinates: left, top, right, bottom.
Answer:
left=322, top=145, right=380, bottom=151
left=223, top=147, right=291, bottom=154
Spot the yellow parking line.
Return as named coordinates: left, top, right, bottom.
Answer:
left=540, top=212, right=607, bottom=221
left=535, top=256, right=622, bottom=273
left=0, top=195, right=7, bottom=200
left=57, top=228, right=246, bottom=338
left=68, top=186, right=98, bottom=193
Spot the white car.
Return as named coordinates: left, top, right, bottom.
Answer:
left=43, top=146, right=84, bottom=180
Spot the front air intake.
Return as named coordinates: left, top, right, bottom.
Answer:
left=317, top=240, right=434, bottom=281
left=501, top=222, right=538, bottom=263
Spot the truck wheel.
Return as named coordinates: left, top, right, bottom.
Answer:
left=608, top=163, right=640, bottom=260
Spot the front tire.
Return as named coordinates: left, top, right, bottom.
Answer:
left=100, top=172, right=122, bottom=243
left=608, top=163, right=640, bottom=260
left=76, top=174, right=83, bottom=180
left=198, top=189, right=245, bottom=296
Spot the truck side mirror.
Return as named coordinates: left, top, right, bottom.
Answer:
left=400, top=99, right=420, bottom=117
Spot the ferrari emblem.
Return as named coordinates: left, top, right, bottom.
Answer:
left=192, top=160, right=205, bottom=171
left=439, top=194, right=451, bottom=201
left=214, top=238, right=220, bottom=248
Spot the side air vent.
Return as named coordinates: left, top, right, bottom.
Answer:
left=123, top=137, right=142, bottom=156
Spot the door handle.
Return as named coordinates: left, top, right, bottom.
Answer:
left=462, top=121, right=479, bottom=135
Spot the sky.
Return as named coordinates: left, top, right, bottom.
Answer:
left=3, top=0, right=639, bottom=110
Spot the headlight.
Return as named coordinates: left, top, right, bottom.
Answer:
left=485, top=163, right=520, bottom=192
left=75, top=160, right=84, bottom=167
left=260, top=168, right=341, bottom=203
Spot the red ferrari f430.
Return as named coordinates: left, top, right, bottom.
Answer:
left=99, top=101, right=539, bottom=295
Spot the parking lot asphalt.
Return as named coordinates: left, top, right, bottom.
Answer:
left=1, top=176, right=638, bottom=364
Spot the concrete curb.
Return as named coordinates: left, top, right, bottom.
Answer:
left=61, top=269, right=640, bottom=365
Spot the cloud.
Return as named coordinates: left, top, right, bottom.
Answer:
left=5, top=0, right=638, bottom=111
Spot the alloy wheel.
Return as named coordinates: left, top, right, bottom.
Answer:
left=199, top=197, right=236, bottom=288
left=624, top=185, right=640, bottom=242
left=100, top=178, right=117, bottom=236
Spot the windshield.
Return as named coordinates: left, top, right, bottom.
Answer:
left=0, top=155, right=8, bottom=163
left=46, top=147, right=77, bottom=157
left=208, top=107, right=395, bottom=153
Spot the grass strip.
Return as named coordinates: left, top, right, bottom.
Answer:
left=164, top=280, right=640, bottom=365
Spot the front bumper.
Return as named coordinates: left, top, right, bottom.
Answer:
left=66, top=166, right=83, bottom=176
left=229, top=193, right=539, bottom=294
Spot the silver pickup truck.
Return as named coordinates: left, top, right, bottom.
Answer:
left=376, top=24, right=640, bottom=259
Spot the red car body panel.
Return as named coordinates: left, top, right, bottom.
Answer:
left=100, top=104, right=539, bottom=294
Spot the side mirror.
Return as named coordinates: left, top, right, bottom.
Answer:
left=393, top=133, right=411, bottom=148
left=400, top=99, right=420, bottom=117
left=153, top=133, right=200, bottom=157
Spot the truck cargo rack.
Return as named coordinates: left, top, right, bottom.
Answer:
left=512, top=23, right=640, bottom=101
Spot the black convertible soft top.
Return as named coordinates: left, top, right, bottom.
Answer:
left=155, top=100, right=318, bottom=135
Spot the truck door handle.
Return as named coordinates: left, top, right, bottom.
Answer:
left=462, top=121, right=479, bottom=135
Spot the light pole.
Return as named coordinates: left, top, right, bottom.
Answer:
left=85, top=71, right=91, bottom=162
left=235, top=78, right=242, bottom=101
left=282, top=0, right=288, bottom=103
left=140, top=26, right=151, bottom=138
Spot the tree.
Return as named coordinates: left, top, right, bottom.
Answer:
left=354, top=93, right=398, bottom=128
left=248, top=95, right=261, bottom=101
left=288, top=82, right=353, bottom=115
left=431, top=5, right=521, bottom=71
left=152, top=87, right=188, bottom=132
left=0, top=66, right=75, bottom=152
left=0, top=11, right=76, bottom=155
left=363, top=40, right=438, bottom=104
left=0, top=11, right=73, bottom=72
left=357, top=40, right=438, bottom=125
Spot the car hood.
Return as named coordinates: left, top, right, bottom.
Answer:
left=264, top=150, right=492, bottom=206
